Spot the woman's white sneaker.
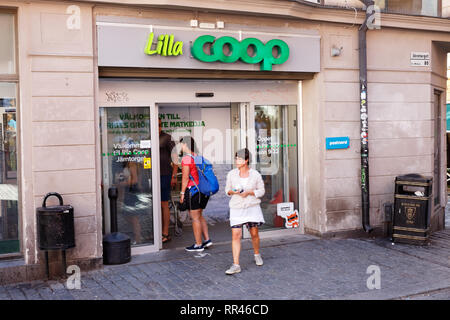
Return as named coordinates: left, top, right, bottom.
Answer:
left=254, top=254, right=263, bottom=266
left=225, top=264, right=241, bottom=275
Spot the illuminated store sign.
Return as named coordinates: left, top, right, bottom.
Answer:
left=144, top=33, right=290, bottom=71
left=191, top=35, right=290, bottom=71
left=97, top=22, right=320, bottom=72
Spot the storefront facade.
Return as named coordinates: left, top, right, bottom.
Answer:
left=1, top=0, right=449, bottom=282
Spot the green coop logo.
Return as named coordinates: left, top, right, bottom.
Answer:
left=191, top=35, right=290, bottom=71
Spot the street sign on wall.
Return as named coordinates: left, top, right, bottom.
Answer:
left=411, top=52, right=430, bottom=67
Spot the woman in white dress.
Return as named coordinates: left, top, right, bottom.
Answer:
left=224, top=148, right=265, bottom=275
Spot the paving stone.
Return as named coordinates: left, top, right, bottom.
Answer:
left=7, top=288, right=26, bottom=300
left=35, top=286, right=55, bottom=300
left=3, top=228, right=450, bottom=300
left=98, top=284, right=128, bottom=300
left=51, top=291, right=75, bottom=300
left=48, top=281, right=66, bottom=291
left=402, top=288, right=450, bottom=300
left=21, top=287, right=41, bottom=300
left=0, top=291, right=11, bottom=300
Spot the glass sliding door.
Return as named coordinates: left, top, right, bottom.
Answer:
left=253, top=105, right=298, bottom=230
left=157, top=103, right=240, bottom=225
left=100, top=107, right=154, bottom=246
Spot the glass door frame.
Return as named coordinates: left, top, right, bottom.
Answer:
left=242, top=102, right=304, bottom=239
left=99, top=104, right=161, bottom=255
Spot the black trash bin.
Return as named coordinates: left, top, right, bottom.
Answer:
left=392, top=174, right=432, bottom=245
left=36, top=192, right=75, bottom=278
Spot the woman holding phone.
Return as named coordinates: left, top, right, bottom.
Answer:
left=224, top=148, right=265, bottom=275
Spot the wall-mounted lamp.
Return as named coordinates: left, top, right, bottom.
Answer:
left=331, top=46, right=343, bottom=57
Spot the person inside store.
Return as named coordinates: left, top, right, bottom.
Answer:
left=159, top=118, right=179, bottom=243
left=224, top=148, right=265, bottom=275
left=179, top=136, right=212, bottom=252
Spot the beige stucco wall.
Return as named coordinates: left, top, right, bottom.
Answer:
left=321, top=23, right=364, bottom=233
left=6, top=0, right=100, bottom=265
left=322, top=25, right=449, bottom=233
left=302, top=73, right=327, bottom=234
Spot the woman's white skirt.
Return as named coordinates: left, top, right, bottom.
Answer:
left=229, top=205, right=265, bottom=227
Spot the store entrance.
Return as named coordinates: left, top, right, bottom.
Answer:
left=157, top=101, right=300, bottom=249
left=98, top=79, right=303, bottom=253
left=158, top=103, right=241, bottom=249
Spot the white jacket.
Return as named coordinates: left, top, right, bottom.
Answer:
left=225, top=168, right=265, bottom=209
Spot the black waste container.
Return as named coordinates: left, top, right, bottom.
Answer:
left=36, top=192, right=75, bottom=277
left=393, top=174, right=432, bottom=245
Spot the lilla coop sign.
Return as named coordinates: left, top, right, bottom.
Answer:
left=97, top=23, right=321, bottom=72
left=144, top=32, right=290, bottom=71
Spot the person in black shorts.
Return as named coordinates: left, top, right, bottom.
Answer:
left=179, top=136, right=212, bottom=252
left=159, top=119, right=178, bottom=243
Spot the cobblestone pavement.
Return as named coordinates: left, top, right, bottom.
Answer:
left=0, top=227, right=449, bottom=300
left=401, top=287, right=450, bottom=300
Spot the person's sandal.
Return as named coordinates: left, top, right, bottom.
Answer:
left=162, top=234, right=171, bottom=243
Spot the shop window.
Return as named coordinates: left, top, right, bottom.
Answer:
left=0, top=11, right=19, bottom=255
left=383, top=0, right=440, bottom=17
left=323, top=0, right=441, bottom=17
left=254, top=105, right=299, bottom=230
left=375, top=0, right=386, bottom=9
left=0, top=13, right=16, bottom=74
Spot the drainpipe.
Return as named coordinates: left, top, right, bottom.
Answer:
left=359, top=0, right=374, bottom=233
